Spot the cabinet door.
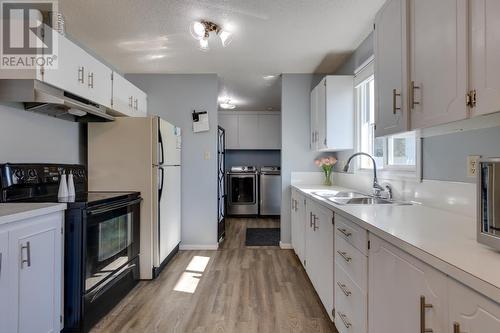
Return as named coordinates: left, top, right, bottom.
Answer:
left=0, top=231, right=8, bottom=333
left=448, top=279, right=500, bottom=333
left=8, top=213, right=63, bottom=333
left=409, top=0, right=468, bottom=129
left=316, top=79, right=327, bottom=150
left=218, top=114, right=239, bottom=149
left=85, top=55, right=112, bottom=108
left=258, top=114, right=281, bottom=149
left=111, top=72, right=135, bottom=116
left=43, top=35, right=88, bottom=99
left=310, top=86, right=318, bottom=151
left=237, top=114, right=259, bottom=149
left=324, top=76, right=354, bottom=151
left=135, top=89, right=148, bottom=115
left=291, top=191, right=306, bottom=265
left=375, top=0, right=408, bottom=136
left=368, top=234, right=448, bottom=333
left=469, top=0, right=500, bottom=117
left=306, top=199, right=334, bottom=320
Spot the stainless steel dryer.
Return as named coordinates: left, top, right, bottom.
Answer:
left=227, top=166, right=259, bottom=216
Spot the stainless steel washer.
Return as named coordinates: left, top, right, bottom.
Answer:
left=227, top=166, right=259, bottom=216
left=259, top=166, right=281, bottom=216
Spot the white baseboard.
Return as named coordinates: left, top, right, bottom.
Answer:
left=179, top=244, right=219, bottom=250
left=279, top=242, right=293, bottom=249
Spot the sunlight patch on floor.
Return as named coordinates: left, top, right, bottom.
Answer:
left=173, top=255, right=210, bottom=294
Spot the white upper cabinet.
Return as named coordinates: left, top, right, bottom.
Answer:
left=310, top=76, right=354, bottom=152
left=374, top=0, right=409, bottom=137
left=111, top=72, right=147, bottom=117
left=448, top=278, right=500, bottom=333
left=218, top=113, right=239, bottom=149
left=218, top=111, right=281, bottom=150
left=469, top=0, right=500, bottom=117
left=408, top=0, right=468, bottom=129
left=84, top=52, right=113, bottom=109
left=368, top=234, right=448, bottom=333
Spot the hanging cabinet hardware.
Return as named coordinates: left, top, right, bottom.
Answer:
left=466, top=90, right=477, bottom=107
left=128, top=96, right=133, bottom=108
left=453, top=322, right=462, bottom=333
left=393, top=89, right=401, bottom=114
left=337, top=251, right=352, bottom=263
left=309, top=212, right=314, bottom=228
left=410, top=81, right=420, bottom=109
left=0, top=252, right=2, bottom=277
left=332, top=215, right=335, bottom=225
left=337, top=228, right=351, bottom=237
left=134, top=98, right=138, bottom=110
left=337, top=312, right=352, bottom=328
left=420, top=296, right=433, bottom=333
left=337, top=282, right=352, bottom=296
left=21, top=241, right=31, bottom=268
left=313, top=215, right=319, bottom=231
left=88, top=72, right=94, bottom=88
left=78, top=66, right=85, bottom=84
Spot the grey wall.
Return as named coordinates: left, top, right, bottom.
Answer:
left=126, top=74, right=219, bottom=248
left=423, top=126, right=500, bottom=183
left=225, top=150, right=280, bottom=170
left=0, top=103, right=83, bottom=164
left=281, top=74, right=324, bottom=244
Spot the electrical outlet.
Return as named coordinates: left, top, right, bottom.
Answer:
left=467, top=155, right=481, bottom=177
left=204, top=151, right=211, bottom=160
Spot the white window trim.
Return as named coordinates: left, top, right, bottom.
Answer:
left=352, top=59, right=421, bottom=181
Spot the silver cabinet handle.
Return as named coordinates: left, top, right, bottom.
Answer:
left=337, top=282, right=352, bottom=296
left=420, top=296, right=433, bottom=333
left=337, top=312, right=352, bottom=328
left=21, top=241, right=31, bottom=268
left=453, top=323, right=465, bottom=333
left=88, top=72, right=94, bottom=88
left=393, top=88, right=401, bottom=114
left=128, top=96, right=133, bottom=108
left=337, top=228, right=352, bottom=237
left=309, top=212, right=314, bottom=228
left=313, top=215, right=319, bottom=231
left=311, top=131, right=315, bottom=144
left=337, top=250, right=352, bottom=263
left=0, top=252, right=2, bottom=277
left=78, top=66, right=85, bottom=84
left=134, top=98, right=138, bottom=110
left=410, top=81, right=420, bottom=109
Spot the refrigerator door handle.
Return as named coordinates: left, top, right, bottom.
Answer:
left=158, top=127, right=165, bottom=165
left=159, top=167, right=165, bottom=201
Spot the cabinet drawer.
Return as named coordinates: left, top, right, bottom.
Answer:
left=335, top=263, right=367, bottom=333
left=335, top=234, right=367, bottom=291
left=335, top=214, right=368, bottom=255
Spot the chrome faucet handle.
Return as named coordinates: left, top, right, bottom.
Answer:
left=378, top=183, right=393, bottom=200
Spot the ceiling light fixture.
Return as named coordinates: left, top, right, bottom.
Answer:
left=190, top=20, right=233, bottom=50
left=220, top=99, right=236, bottom=110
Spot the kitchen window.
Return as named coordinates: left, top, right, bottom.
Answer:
left=354, top=59, right=417, bottom=173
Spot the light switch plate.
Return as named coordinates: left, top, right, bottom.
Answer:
left=467, top=155, right=481, bottom=177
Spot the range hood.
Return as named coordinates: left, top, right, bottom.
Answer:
left=0, top=79, right=114, bottom=122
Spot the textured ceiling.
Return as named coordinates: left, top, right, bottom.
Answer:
left=59, top=0, right=384, bottom=111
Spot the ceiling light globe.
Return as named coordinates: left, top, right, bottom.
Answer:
left=190, top=21, right=206, bottom=40
left=199, top=38, right=210, bottom=51
left=218, top=30, right=232, bottom=47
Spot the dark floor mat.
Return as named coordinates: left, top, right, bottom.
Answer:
left=245, top=228, right=280, bottom=246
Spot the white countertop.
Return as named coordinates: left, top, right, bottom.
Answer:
left=292, top=184, right=500, bottom=303
left=0, top=203, right=67, bottom=226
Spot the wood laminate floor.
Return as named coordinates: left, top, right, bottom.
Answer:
left=91, top=217, right=337, bottom=333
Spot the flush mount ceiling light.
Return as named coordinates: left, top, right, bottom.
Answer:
left=190, top=20, right=233, bottom=51
left=220, top=99, right=236, bottom=110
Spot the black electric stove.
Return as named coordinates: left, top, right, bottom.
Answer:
left=0, top=163, right=142, bottom=333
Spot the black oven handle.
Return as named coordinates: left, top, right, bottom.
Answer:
left=87, top=198, right=143, bottom=216
left=90, top=263, right=137, bottom=303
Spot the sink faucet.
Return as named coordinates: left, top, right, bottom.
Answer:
left=343, top=152, right=386, bottom=197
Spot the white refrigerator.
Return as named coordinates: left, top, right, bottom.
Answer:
left=88, top=116, right=181, bottom=279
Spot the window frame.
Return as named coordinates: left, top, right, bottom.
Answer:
left=353, top=59, right=420, bottom=178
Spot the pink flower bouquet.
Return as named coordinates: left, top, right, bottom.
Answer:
left=314, top=156, right=337, bottom=186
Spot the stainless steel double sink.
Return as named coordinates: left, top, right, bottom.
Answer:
left=311, top=190, right=411, bottom=206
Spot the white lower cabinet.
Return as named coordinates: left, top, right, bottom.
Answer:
left=334, top=215, right=368, bottom=333
left=290, top=189, right=306, bottom=265
left=368, top=234, right=449, bottom=333
left=305, top=198, right=334, bottom=320
left=448, top=279, right=500, bottom=332
left=1, top=211, right=63, bottom=333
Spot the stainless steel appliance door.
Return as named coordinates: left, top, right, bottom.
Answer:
left=259, top=174, right=281, bottom=215
left=227, top=174, right=258, bottom=215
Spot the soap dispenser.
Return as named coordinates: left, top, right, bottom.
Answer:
left=67, top=171, right=75, bottom=198
left=58, top=172, right=69, bottom=199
